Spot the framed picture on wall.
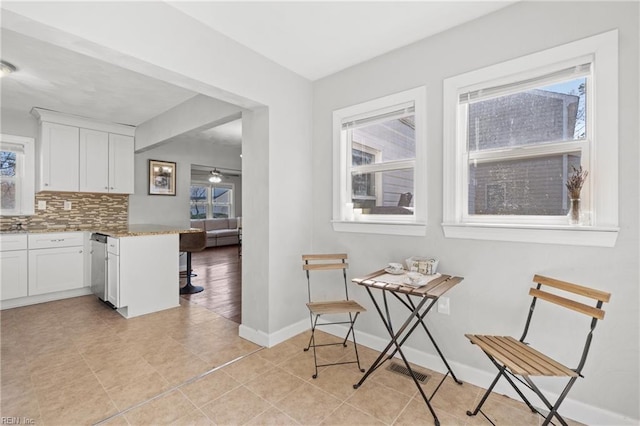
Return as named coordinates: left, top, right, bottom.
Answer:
left=149, top=159, right=176, bottom=195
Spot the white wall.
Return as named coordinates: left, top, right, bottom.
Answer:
left=0, top=108, right=38, bottom=138
left=2, top=2, right=314, bottom=342
left=312, top=1, right=638, bottom=423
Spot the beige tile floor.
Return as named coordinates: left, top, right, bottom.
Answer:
left=0, top=295, right=585, bottom=425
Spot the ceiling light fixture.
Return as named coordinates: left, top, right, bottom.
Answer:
left=0, top=60, right=17, bottom=77
left=209, top=169, right=223, bottom=183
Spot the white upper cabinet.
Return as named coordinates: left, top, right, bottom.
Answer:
left=108, top=133, right=134, bottom=194
left=80, top=128, right=109, bottom=192
left=79, top=129, right=134, bottom=194
left=39, top=122, right=80, bottom=192
left=32, top=108, right=135, bottom=194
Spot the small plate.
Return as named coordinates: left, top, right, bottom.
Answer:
left=404, top=277, right=428, bottom=286
left=384, top=267, right=405, bottom=275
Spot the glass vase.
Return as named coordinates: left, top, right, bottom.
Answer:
left=568, top=198, right=581, bottom=225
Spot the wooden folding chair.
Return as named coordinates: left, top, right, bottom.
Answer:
left=466, top=274, right=611, bottom=426
left=302, top=253, right=366, bottom=379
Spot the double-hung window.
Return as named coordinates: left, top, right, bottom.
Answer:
left=0, top=135, right=35, bottom=216
left=443, top=30, right=619, bottom=246
left=190, top=183, right=234, bottom=219
left=463, top=64, right=590, bottom=222
left=211, top=186, right=233, bottom=218
left=333, top=87, right=426, bottom=236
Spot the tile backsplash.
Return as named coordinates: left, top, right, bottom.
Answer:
left=0, top=192, right=128, bottom=231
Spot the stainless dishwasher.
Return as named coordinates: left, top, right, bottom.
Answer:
left=90, top=233, right=108, bottom=303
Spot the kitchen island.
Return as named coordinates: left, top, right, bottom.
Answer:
left=94, top=224, right=202, bottom=319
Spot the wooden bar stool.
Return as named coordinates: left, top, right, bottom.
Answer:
left=179, top=230, right=206, bottom=294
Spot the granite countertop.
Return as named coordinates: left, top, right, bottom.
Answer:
left=99, top=224, right=203, bottom=237
left=0, top=225, right=202, bottom=237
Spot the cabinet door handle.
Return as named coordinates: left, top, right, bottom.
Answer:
left=44, top=183, right=49, bottom=186
left=50, top=239, right=64, bottom=243
left=105, top=186, right=109, bottom=189
left=79, top=250, right=83, bottom=253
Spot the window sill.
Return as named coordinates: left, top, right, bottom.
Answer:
left=442, top=223, right=619, bottom=247
left=332, top=220, right=426, bottom=236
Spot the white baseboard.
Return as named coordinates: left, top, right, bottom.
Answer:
left=255, top=319, right=638, bottom=426
left=0, top=287, right=93, bottom=310
left=238, top=324, right=269, bottom=347
left=239, top=318, right=309, bottom=348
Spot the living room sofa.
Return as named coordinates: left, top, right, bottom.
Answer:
left=190, top=218, right=240, bottom=247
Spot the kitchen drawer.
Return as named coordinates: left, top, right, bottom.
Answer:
left=0, top=233, right=28, bottom=251
left=28, top=232, right=84, bottom=249
left=107, top=237, right=119, bottom=255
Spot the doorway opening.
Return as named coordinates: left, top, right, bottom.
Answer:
left=178, top=118, right=244, bottom=323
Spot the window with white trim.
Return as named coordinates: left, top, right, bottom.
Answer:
left=0, top=135, right=35, bottom=216
left=332, top=87, right=426, bottom=236
left=443, top=30, right=619, bottom=247
left=190, top=183, right=234, bottom=219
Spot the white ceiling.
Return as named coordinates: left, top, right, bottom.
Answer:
left=0, top=29, right=198, bottom=127
left=163, top=118, right=243, bottom=147
left=169, top=1, right=516, bottom=81
left=1, top=1, right=515, bottom=144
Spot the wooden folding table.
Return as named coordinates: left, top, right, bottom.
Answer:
left=352, top=269, right=464, bottom=426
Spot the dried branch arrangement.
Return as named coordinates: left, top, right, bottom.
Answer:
left=566, top=165, right=589, bottom=199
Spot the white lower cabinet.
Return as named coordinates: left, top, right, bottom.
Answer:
left=107, top=237, right=121, bottom=308
left=0, top=250, right=28, bottom=301
left=0, top=234, right=28, bottom=301
left=113, top=234, right=178, bottom=318
left=28, top=246, right=84, bottom=296
left=27, top=232, right=85, bottom=296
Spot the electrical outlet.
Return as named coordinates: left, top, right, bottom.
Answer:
left=63, top=201, right=72, bottom=210
left=38, top=200, right=46, bottom=210
left=437, top=296, right=450, bottom=315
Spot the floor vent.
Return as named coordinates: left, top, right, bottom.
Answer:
left=387, top=362, right=430, bottom=384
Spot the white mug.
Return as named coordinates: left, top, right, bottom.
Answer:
left=388, top=262, right=403, bottom=272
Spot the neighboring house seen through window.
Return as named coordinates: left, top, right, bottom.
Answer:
left=442, top=30, right=619, bottom=246
left=464, top=69, right=588, bottom=218
left=348, top=115, right=415, bottom=215
left=333, top=87, right=426, bottom=236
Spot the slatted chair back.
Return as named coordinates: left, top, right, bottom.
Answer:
left=302, top=253, right=350, bottom=303
left=522, top=274, right=611, bottom=374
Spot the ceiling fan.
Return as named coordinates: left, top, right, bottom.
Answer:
left=208, top=169, right=223, bottom=183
